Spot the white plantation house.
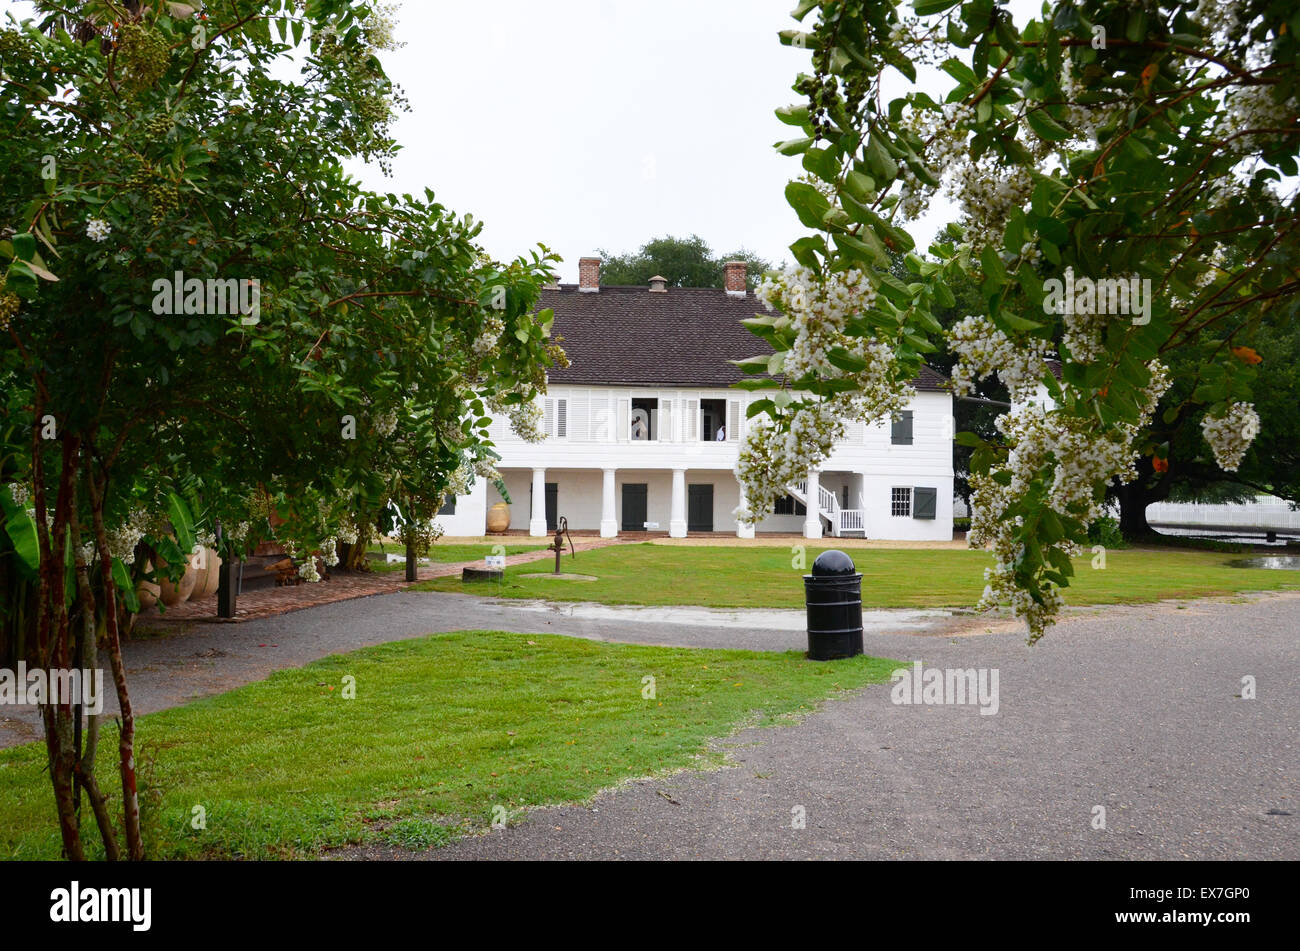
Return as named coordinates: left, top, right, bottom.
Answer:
left=435, top=258, right=955, bottom=541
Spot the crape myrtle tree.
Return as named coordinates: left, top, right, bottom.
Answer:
left=735, top=0, right=1298, bottom=640
left=0, top=0, right=559, bottom=860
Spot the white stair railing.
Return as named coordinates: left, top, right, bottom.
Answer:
left=789, top=480, right=842, bottom=535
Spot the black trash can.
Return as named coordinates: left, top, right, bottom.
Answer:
left=804, top=549, right=863, bottom=661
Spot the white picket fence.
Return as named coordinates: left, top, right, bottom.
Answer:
left=1146, top=495, right=1300, bottom=534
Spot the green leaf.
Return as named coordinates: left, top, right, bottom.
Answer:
left=112, top=557, right=141, bottom=613
left=4, top=509, right=40, bottom=574
left=940, top=58, right=978, bottom=87
left=1026, top=108, right=1071, bottom=141
left=914, top=0, right=962, bottom=14
left=834, top=230, right=890, bottom=268
left=11, top=233, right=36, bottom=261
left=775, top=103, right=811, bottom=127
left=167, top=492, right=196, bottom=554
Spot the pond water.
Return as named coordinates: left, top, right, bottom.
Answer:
left=1226, top=556, right=1300, bottom=570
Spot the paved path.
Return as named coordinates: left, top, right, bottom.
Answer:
left=3, top=585, right=1295, bottom=860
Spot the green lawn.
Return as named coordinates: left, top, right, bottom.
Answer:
left=0, top=631, right=897, bottom=860
left=413, top=542, right=1300, bottom=609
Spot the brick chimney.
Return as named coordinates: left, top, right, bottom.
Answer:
left=578, top=256, right=601, bottom=292
left=648, top=275, right=667, bottom=293
left=723, top=260, right=746, bottom=297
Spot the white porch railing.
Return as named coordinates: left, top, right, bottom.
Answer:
left=839, top=509, right=864, bottom=533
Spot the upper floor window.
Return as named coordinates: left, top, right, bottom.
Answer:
left=891, top=410, right=914, bottom=445
left=630, top=397, right=657, bottom=440
left=700, top=398, right=728, bottom=441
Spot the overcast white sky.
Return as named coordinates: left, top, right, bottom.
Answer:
left=5, top=0, right=1040, bottom=281
left=367, top=0, right=866, bottom=281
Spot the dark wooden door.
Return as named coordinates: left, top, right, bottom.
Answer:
left=530, top=482, right=559, bottom=531
left=622, top=483, right=647, bottom=531
left=688, top=484, right=713, bottom=532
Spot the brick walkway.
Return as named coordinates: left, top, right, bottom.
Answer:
left=136, top=535, right=627, bottom=628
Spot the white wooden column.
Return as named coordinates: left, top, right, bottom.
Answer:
left=529, top=468, right=547, bottom=537
left=670, top=468, right=687, bottom=538
left=803, top=469, right=823, bottom=539
left=735, top=480, right=755, bottom=539
left=600, top=468, right=618, bottom=538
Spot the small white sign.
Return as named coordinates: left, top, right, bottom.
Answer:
left=485, top=555, right=505, bottom=568
left=643, top=522, right=659, bottom=530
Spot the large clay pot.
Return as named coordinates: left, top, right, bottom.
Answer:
left=486, top=501, right=510, bottom=534
left=136, top=560, right=160, bottom=608
left=159, top=555, right=199, bottom=606
left=189, top=548, right=222, bottom=600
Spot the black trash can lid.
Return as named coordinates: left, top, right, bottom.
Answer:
left=811, top=549, right=856, bottom=576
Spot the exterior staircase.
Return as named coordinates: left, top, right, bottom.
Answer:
left=790, top=481, right=866, bottom=538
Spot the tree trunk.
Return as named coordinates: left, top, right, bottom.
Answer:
left=86, top=462, right=145, bottom=860
left=405, top=532, right=417, bottom=583
left=1116, top=481, right=1154, bottom=539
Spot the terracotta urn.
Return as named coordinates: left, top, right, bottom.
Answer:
left=486, top=501, right=510, bottom=534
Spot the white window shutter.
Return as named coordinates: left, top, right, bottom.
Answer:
left=661, top=398, right=674, bottom=442
left=556, top=398, right=567, bottom=438
left=617, top=398, right=631, bottom=443
left=686, top=399, right=699, bottom=441
left=727, top=399, right=740, bottom=441
left=569, top=393, right=588, bottom=440
left=592, top=397, right=610, bottom=442
left=543, top=398, right=555, bottom=438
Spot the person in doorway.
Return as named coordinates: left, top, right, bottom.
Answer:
left=631, top=415, right=648, bottom=440
left=715, top=424, right=725, bottom=441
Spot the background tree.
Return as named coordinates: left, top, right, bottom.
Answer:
left=597, top=234, right=773, bottom=290
left=1, top=0, right=559, bottom=859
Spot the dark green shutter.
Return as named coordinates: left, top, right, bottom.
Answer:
left=891, top=411, right=914, bottom=445
left=913, top=486, right=936, bottom=520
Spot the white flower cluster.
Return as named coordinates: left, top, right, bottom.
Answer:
left=1212, top=82, right=1298, bottom=156
left=473, top=456, right=501, bottom=483
left=86, top=218, right=111, bottom=242
left=951, top=155, right=1034, bottom=249
left=321, top=536, right=339, bottom=567
left=1058, top=66, right=1120, bottom=146
left=896, top=101, right=968, bottom=222
left=445, top=461, right=473, bottom=498
left=947, top=316, right=1053, bottom=402
left=970, top=361, right=1171, bottom=642
left=336, top=517, right=359, bottom=546
left=373, top=410, right=398, bottom=438
left=6, top=482, right=27, bottom=507
left=362, top=1, right=404, bottom=51
left=298, top=559, right=321, bottom=583
left=508, top=400, right=545, bottom=443
left=1200, top=401, right=1259, bottom=472
left=79, top=541, right=96, bottom=565
left=473, top=314, right=504, bottom=357
left=755, top=266, right=880, bottom=380
left=227, top=521, right=250, bottom=543
left=106, top=507, right=149, bottom=564
left=196, top=529, right=216, bottom=549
